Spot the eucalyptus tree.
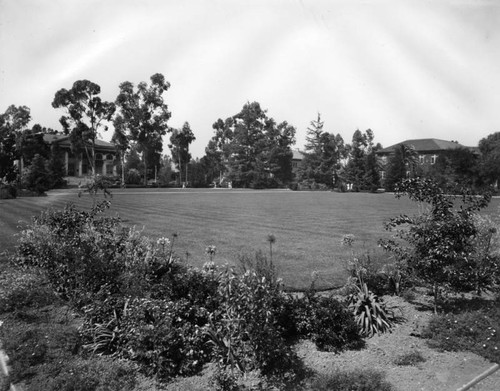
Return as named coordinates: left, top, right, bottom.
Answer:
left=114, top=73, right=171, bottom=185
left=52, top=80, right=115, bottom=178
left=169, top=122, right=196, bottom=185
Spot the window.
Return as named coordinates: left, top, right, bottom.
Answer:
left=95, top=153, right=103, bottom=160
left=419, top=155, right=424, bottom=165
left=431, top=155, right=437, bottom=165
left=106, top=164, right=114, bottom=175
left=106, top=154, right=114, bottom=161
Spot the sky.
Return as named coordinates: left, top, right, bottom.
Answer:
left=1, top=0, right=499, bottom=158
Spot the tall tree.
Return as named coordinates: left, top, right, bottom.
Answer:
left=52, top=80, right=115, bottom=178
left=169, top=122, right=196, bottom=185
left=111, top=116, right=130, bottom=186
left=204, top=118, right=235, bottom=185
left=478, top=132, right=500, bottom=188
left=0, top=105, right=31, bottom=182
left=298, top=114, right=347, bottom=188
left=384, top=143, right=419, bottom=191
left=344, top=129, right=374, bottom=191
left=114, top=73, right=171, bottom=185
left=208, top=102, right=296, bottom=188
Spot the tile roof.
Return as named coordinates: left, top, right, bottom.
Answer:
left=377, top=138, right=469, bottom=154
left=43, top=134, right=116, bottom=150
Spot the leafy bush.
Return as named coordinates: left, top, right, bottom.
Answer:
left=286, top=293, right=363, bottom=352
left=15, top=201, right=123, bottom=305
left=379, top=178, right=495, bottom=312
left=0, top=183, right=17, bottom=199
left=308, top=369, right=395, bottom=391
left=206, top=266, right=298, bottom=377
left=421, top=302, right=500, bottom=363
left=21, top=153, right=51, bottom=194
left=126, top=168, right=141, bottom=184
left=347, top=279, right=394, bottom=337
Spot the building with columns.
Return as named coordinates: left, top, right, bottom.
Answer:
left=43, top=134, right=117, bottom=177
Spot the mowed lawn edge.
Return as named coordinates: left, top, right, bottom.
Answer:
left=2, top=189, right=499, bottom=289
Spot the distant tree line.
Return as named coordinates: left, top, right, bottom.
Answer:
left=2, top=75, right=500, bottom=192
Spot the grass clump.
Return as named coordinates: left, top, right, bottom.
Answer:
left=307, top=369, right=395, bottom=391
left=393, top=350, right=426, bottom=366
left=421, top=300, right=500, bottom=363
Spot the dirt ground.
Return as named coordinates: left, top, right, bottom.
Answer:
left=166, top=293, right=500, bottom=391
left=296, top=293, right=500, bottom=391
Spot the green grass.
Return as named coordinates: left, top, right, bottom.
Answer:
left=1, top=188, right=499, bottom=289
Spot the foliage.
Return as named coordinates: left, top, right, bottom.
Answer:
left=289, top=293, right=364, bottom=352
left=379, top=178, right=494, bottom=311
left=126, top=168, right=142, bottom=184
left=0, top=105, right=31, bottom=182
left=421, top=301, right=500, bottom=363
left=206, top=266, right=299, bottom=376
left=425, top=147, right=479, bottom=189
left=383, top=143, right=419, bottom=191
left=308, top=369, right=395, bottom=391
left=347, top=278, right=395, bottom=337
left=298, top=113, right=347, bottom=188
left=52, top=80, right=115, bottom=178
left=114, top=73, right=171, bottom=185
left=15, top=201, right=124, bottom=307
left=169, top=121, right=196, bottom=185
left=343, top=129, right=380, bottom=191
left=478, top=131, right=500, bottom=188
left=21, top=153, right=51, bottom=194
left=208, top=102, right=296, bottom=188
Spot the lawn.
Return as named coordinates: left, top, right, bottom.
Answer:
left=1, top=188, right=499, bottom=290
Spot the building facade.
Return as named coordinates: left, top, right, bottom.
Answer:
left=18, top=134, right=118, bottom=178
left=375, top=138, right=477, bottom=180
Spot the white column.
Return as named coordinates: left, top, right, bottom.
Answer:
left=64, top=151, right=69, bottom=176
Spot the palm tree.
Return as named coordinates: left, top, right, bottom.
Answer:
left=398, top=143, right=419, bottom=178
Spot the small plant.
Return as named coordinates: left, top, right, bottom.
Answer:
left=393, top=350, right=426, bottom=366
left=206, top=245, right=217, bottom=262
left=347, top=277, right=394, bottom=337
left=267, top=234, right=276, bottom=263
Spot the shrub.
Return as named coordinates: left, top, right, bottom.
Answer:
left=206, top=266, right=298, bottom=377
left=288, top=293, right=363, bottom=352
left=126, top=168, right=141, bottom=185
left=0, top=183, right=17, bottom=199
left=21, top=154, right=51, bottom=194
left=379, top=178, right=494, bottom=312
left=347, top=278, right=394, bottom=337
left=15, top=201, right=128, bottom=307
left=308, top=369, right=395, bottom=391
